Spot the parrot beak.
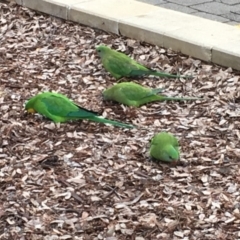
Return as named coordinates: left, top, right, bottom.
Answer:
left=170, top=160, right=178, bottom=167
left=27, top=108, right=36, bottom=114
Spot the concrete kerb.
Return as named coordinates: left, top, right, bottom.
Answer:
left=15, top=0, right=240, bottom=71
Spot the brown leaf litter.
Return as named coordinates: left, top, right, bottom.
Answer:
left=0, top=2, right=240, bottom=239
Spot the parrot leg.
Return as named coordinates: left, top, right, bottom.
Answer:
left=117, top=77, right=128, bottom=82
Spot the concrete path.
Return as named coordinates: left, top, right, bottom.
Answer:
left=138, top=0, right=240, bottom=25
left=14, top=0, right=240, bottom=71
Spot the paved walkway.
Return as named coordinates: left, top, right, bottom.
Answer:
left=14, top=0, right=240, bottom=71
left=138, top=0, right=240, bottom=25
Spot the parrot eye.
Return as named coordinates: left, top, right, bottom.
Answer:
left=97, top=49, right=101, bottom=53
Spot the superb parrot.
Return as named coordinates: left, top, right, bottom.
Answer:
left=150, top=132, right=180, bottom=162
left=96, top=45, right=192, bottom=80
left=103, top=82, right=201, bottom=107
left=25, top=92, right=135, bottom=129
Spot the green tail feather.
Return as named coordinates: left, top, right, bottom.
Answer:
left=151, top=71, right=193, bottom=79
left=151, top=88, right=165, bottom=94
left=157, top=96, right=201, bottom=101
left=130, top=69, right=193, bottom=79
left=90, top=116, right=135, bottom=129
left=138, top=95, right=201, bottom=106
left=68, top=109, right=135, bottom=129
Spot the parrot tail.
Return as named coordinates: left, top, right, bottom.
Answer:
left=151, top=71, right=194, bottom=79
left=129, top=68, right=193, bottom=79
left=157, top=96, right=202, bottom=101
left=91, top=116, right=136, bottom=129
left=137, top=94, right=201, bottom=107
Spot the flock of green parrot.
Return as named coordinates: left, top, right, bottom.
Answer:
left=25, top=45, right=201, bottom=163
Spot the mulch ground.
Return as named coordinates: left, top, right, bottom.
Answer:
left=0, top=2, right=240, bottom=239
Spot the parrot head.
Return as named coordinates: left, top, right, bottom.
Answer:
left=27, top=108, right=36, bottom=113
left=160, top=144, right=179, bottom=162
left=25, top=96, right=37, bottom=113
left=102, top=88, right=113, bottom=101
left=96, top=45, right=111, bottom=58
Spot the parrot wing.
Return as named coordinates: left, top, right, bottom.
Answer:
left=104, top=53, right=140, bottom=78
left=124, top=87, right=165, bottom=101
left=67, top=108, right=100, bottom=119
left=117, top=85, right=154, bottom=101
left=172, top=135, right=179, bottom=149
left=150, top=135, right=159, bottom=147
left=150, top=88, right=164, bottom=95
left=39, top=95, right=78, bottom=117
left=40, top=94, right=98, bottom=118
left=128, top=68, right=153, bottom=77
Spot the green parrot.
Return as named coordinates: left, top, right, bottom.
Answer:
left=150, top=132, right=180, bottom=162
left=103, top=82, right=201, bottom=107
left=25, top=92, right=135, bottom=129
left=96, top=45, right=192, bottom=80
